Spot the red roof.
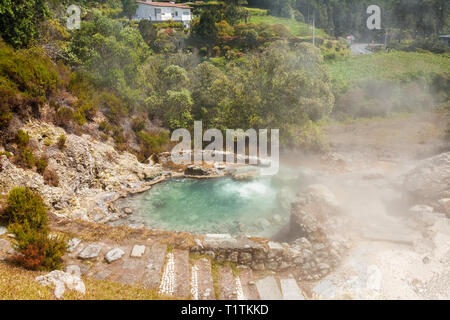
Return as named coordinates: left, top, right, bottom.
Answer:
left=136, top=1, right=191, bottom=9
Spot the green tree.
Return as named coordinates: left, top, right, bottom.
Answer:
left=121, top=0, right=138, bottom=20
left=0, top=0, right=49, bottom=48
left=191, top=9, right=218, bottom=43
left=138, top=19, right=158, bottom=45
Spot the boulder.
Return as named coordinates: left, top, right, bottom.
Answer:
left=35, top=270, right=85, bottom=299
left=305, top=184, right=340, bottom=212
left=184, top=165, right=209, bottom=176
left=438, top=198, right=450, bottom=217
left=404, top=152, right=450, bottom=202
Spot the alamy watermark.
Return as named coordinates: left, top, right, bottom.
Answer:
left=367, top=5, right=381, bottom=30
left=171, top=121, right=280, bottom=176
left=67, top=4, right=81, bottom=30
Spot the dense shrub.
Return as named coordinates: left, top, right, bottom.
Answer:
left=5, top=188, right=67, bottom=271
left=5, top=188, right=47, bottom=230
left=18, top=148, right=36, bottom=169
left=136, top=130, right=170, bottom=161
left=0, top=0, right=49, bottom=48
left=10, top=222, right=67, bottom=271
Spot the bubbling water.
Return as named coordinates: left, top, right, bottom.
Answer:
left=116, top=177, right=290, bottom=237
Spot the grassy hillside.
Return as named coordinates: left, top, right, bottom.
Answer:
left=327, top=51, right=450, bottom=118
left=247, top=15, right=326, bottom=37
left=327, top=51, right=450, bottom=88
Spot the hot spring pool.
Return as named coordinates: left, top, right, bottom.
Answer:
left=115, top=177, right=291, bottom=237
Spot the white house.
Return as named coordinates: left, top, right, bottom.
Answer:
left=134, top=1, right=193, bottom=28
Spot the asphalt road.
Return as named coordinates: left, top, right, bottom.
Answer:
left=350, top=43, right=373, bottom=55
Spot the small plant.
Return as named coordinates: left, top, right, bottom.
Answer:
left=15, top=130, right=30, bottom=147
left=36, top=156, right=48, bottom=174
left=57, top=134, right=66, bottom=150
left=43, top=137, right=52, bottom=146
left=43, top=168, right=59, bottom=187
left=18, top=148, right=36, bottom=168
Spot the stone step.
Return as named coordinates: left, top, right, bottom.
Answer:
left=159, top=249, right=191, bottom=298
left=142, top=244, right=167, bottom=290
left=239, top=267, right=260, bottom=300
left=112, top=244, right=148, bottom=285
left=255, top=276, right=282, bottom=300
left=173, top=249, right=191, bottom=298
left=159, top=251, right=175, bottom=296
left=217, top=266, right=238, bottom=300
left=280, top=278, right=305, bottom=300
left=191, top=258, right=215, bottom=300
left=116, top=257, right=147, bottom=285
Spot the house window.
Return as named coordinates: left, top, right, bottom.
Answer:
left=155, top=8, right=161, bottom=16
left=183, top=11, right=189, bottom=15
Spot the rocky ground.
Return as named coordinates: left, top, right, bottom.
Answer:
left=303, top=112, right=450, bottom=299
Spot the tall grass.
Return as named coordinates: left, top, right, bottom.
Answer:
left=327, top=51, right=450, bottom=88
left=246, top=15, right=326, bottom=37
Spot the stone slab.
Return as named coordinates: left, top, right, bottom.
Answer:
left=239, top=267, right=260, bottom=300
left=218, top=266, right=237, bottom=300
left=280, top=278, right=305, bottom=300
left=255, top=276, right=282, bottom=300
left=131, top=245, right=146, bottom=258
left=142, top=244, right=167, bottom=290
left=192, top=258, right=214, bottom=300
left=173, top=249, right=191, bottom=298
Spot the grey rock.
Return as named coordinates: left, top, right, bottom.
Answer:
left=185, top=165, right=209, bottom=176
left=36, top=271, right=85, bottom=299
left=404, top=152, right=450, bottom=202
left=239, top=252, right=252, bottom=263
left=65, top=265, right=81, bottom=277
left=105, top=248, right=125, bottom=263
left=78, top=244, right=102, bottom=260
left=67, top=238, right=81, bottom=253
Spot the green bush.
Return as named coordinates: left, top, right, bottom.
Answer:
left=9, top=221, right=67, bottom=271
left=19, top=148, right=36, bottom=169
left=5, top=187, right=67, bottom=271
left=5, top=188, right=47, bottom=230
left=136, top=130, right=170, bottom=160
left=15, top=130, right=30, bottom=147
left=57, top=134, right=66, bottom=150
left=36, top=156, right=48, bottom=174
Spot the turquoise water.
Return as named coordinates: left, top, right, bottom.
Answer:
left=117, top=177, right=290, bottom=237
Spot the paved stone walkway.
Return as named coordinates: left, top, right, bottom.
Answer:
left=0, top=235, right=308, bottom=300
